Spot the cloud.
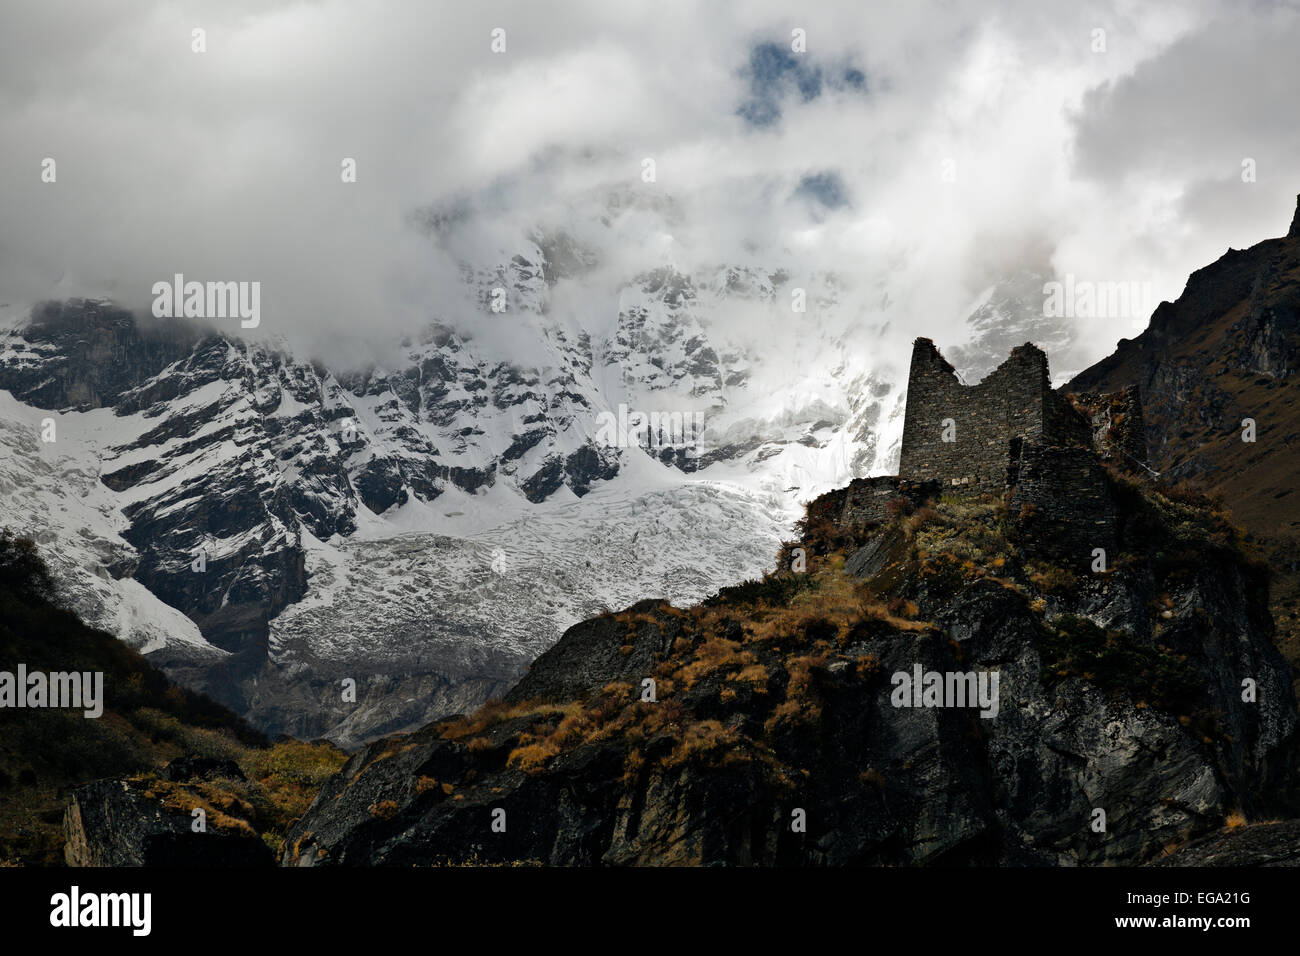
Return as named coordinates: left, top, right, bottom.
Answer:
left=1065, top=4, right=1300, bottom=318
left=0, top=0, right=1291, bottom=376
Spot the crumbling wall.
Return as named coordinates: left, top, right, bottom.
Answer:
left=899, top=338, right=1059, bottom=491
left=839, top=476, right=941, bottom=525
left=861, top=339, right=1144, bottom=565
left=1008, top=443, right=1119, bottom=569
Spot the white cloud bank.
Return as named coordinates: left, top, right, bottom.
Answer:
left=0, top=0, right=1296, bottom=370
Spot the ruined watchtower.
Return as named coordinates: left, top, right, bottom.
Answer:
left=838, top=337, right=1148, bottom=568
left=900, top=337, right=1105, bottom=491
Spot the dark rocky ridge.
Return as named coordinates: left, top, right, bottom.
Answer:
left=0, top=300, right=203, bottom=410
left=1067, top=194, right=1300, bottom=685
left=1149, top=819, right=1300, bottom=866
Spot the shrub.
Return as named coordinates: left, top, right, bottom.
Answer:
left=506, top=743, right=555, bottom=775
left=0, top=532, right=55, bottom=599
left=1026, top=561, right=1078, bottom=596
left=886, top=497, right=915, bottom=518
left=704, top=575, right=814, bottom=609
left=917, top=553, right=970, bottom=603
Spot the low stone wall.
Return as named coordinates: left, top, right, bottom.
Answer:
left=1008, top=443, right=1118, bottom=569
left=839, top=476, right=941, bottom=525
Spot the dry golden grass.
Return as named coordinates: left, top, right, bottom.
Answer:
left=675, top=635, right=743, bottom=688
left=422, top=526, right=963, bottom=792
left=138, top=778, right=257, bottom=837
left=661, top=720, right=739, bottom=769
left=506, top=743, right=556, bottom=775
left=436, top=699, right=580, bottom=740
left=733, top=663, right=770, bottom=688
left=622, top=748, right=645, bottom=786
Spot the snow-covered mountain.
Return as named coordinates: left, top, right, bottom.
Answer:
left=943, top=269, right=1082, bottom=386
left=0, top=195, right=1076, bottom=747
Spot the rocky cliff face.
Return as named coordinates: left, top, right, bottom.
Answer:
left=1067, top=195, right=1300, bottom=685
left=64, top=763, right=274, bottom=867
left=282, top=462, right=1298, bottom=866
left=1151, top=819, right=1300, bottom=866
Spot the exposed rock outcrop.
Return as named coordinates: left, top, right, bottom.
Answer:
left=1151, top=819, right=1300, bottom=867
left=64, top=775, right=274, bottom=867
left=282, top=458, right=1299, bottom=866
left=1067, top=197, right=1300, bottom=686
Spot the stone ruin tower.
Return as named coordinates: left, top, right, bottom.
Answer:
left=898, top=337, right=1148, bottom=492
left=838, top=337, right=1149, bottom=568
left=899, top=340, right=1060, bottom=489
left=899, top=338, right=1077, bottom=491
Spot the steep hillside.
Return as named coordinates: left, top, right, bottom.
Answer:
left=1067, top=196, right=1300, bottom=682
left=0, top=533, right=343, bottom=865
left=281, top=467, right=1298, bottom=866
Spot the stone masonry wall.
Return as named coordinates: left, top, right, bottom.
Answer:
left=862, top=339, right=1147, bottom=567
left=839, top=476, right=942, bottom=526
left=899, top=338, right=1065, bottom=491
left=1008, top=443, right=1119, bottom=569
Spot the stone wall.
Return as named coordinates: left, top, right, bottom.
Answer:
left=898, top=338, right=1065, bottom=491
left=898, top=337, right=1141, bottom=493
left=852, top=339, right=1149, bottom=566
left=838, top=476, right=941, bottom=526
left=1008, top=443, right=1119, bottom=569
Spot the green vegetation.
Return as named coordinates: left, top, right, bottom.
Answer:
left=703, top=574, right=816, bottom=609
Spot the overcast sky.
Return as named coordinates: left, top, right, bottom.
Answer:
left=1, top=0, right=1297, bottom=371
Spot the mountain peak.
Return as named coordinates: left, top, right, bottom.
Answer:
left=1290, top=193, right=1300, bottom=239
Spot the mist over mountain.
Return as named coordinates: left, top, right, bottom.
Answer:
left=4, top=1, right=1299, bottom=371
left=0, top=212, right=910, bottom=743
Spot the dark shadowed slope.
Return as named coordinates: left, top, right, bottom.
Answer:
left=1068, top=196, right=1300, bottom=681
